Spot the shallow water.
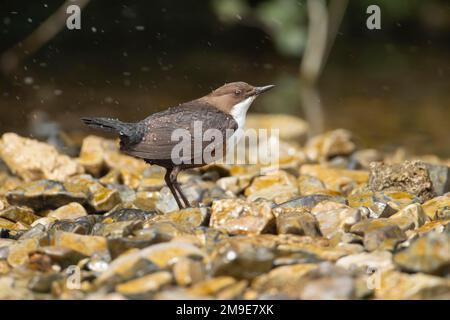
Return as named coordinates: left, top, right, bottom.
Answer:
left=0, top=43, right=449, bottom=157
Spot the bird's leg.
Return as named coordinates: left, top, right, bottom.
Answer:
left=170, top=166, right=191, bottom=208
left=164, top=168, right=184, bottom=209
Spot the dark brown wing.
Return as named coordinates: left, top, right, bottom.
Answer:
left=121, top=100, right=238, bottom=164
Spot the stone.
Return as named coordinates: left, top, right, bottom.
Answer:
left=0, top=133, right=83, bottom=182
left=156, top=179, right=223, bottom=214
left=350, top=219, right=407, bottom=251
left=375, top=270, right=450, bottom=299
left=92, top=220, right=143, bottom=238
left=7, top=238, right=40, bottom=267
left=347, top=191, right=399, bottom=218
left=102, top=208, right=156, bottom=223
left=274, top=207, right=321, bottom=237
left=246, top=113, right=309, bottom=143
left=297, top=175, right=327, bottom=195
left=139, top=241, right=205, bottom=268
left=210, top=199, right=275, bottom=235
left=311, top=201, right=362, bottom=239
left=424, top=163, right=450, bottom=196
left=210, top=236, right=276, bottom=279
left=389, top=203, right=429, bottom=232
left=163, top=207, right=209, bottom=228
left=244, top=170, right=299, bottom=204
left=53, top=231, right=108, bottom=256
left=422, top=195, right=450, bottom=220
left=305, top=129, right=356, bottom=162
left=78, top=136, right=147, bottom=185
left=293, top=263, right=367, bottom=300
left=64, top=175, right=121, bottom=212
left=251, top=263, right=318, bottom=299
left=173, top=257, right=205, bottom=286
left=77, top=135, right=118, bottom=176
left=368, top=160, right=435, bottom=202
left=0, top=206, right=40, bottom=225
left=115, top=271, right=172, bottom=297
left=413, top=219, right=450, bottom=236
left=133, top=191, right=159, bottom=211
left=47, top=202, right=87, bottom=220
left=28, top=272, right=63, bottom=293
left=276, top=194, right=347, bottom=209
left=348, top=149, right=383, bottom=170
left=6, top=180, right=87, bottom=211
left=300, top=164, right=369, bottom=194
left=187, top=276, right=240, bottom=298
left=32, top=246, right=88, bottom=269
left=394, top=232, right=450, bottom=276
left=96, top=252, right=160, bottom=288
left=336, top=251, right=394, bottom=273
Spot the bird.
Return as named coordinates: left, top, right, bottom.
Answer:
left=81, top=81, right=275, bottom=209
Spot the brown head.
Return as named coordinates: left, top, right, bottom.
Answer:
left=200, top=81, right=275, bottom=115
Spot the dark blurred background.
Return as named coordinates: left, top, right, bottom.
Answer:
left=0, top=0, right=449, bottom=156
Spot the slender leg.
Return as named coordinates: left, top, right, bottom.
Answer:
left=164, top=168, right=184, bottom=209
left=170, top=166, right=191, bottom=208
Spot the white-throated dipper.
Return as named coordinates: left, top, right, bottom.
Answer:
left=81, top=82, right=275, bottom=209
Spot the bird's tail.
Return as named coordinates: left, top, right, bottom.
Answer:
left=81, top=117, right=133, bottom=136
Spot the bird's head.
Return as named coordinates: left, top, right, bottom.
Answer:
left=204, top=81, right=275, bottom=116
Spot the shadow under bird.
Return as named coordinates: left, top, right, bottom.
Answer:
left=81, top=81, right=275, bottom=209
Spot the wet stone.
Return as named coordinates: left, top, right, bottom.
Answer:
left=63, top=175, right=121, bottom=212
left=394, top=232, right=450, bottom=276
left=33, top=246, right=88, bottom=269
left=348, top=149, right=383, bottom=170
left=424, top=163, right=450, bottom=196
left=53, top=231, right=108, bottom=257
left=210, top=199, right=275, bottom=235
left=172, top=257, right=206, bottom=286
left=300, top=164, right=369, bottom=195
left=276, top=194, right=347, bottom=209
left=350, top=219, right=407, bottom=251
left=47, top=202, right=87, bottom=220
left=6, top=180, right=87, bottom=211
left=0, top=206, right=40, bottom=225
left=389, top=203, right=429, bottom=232
left=7, top=238, right=40, bottom=268
left=368, top=160, right=436, bottom=202
left=186, top=276, right=242, bottom=299
left=115, top=271, right=173, bottom=298
left=0, top=133, right=84, bottom=182
left=422, top=195, right=450, bottom=220
left=311, top=201, right=362, bottom=239
left=244, top=170, right=299, bottom=204
left=298, top=175, right=327, bottom=195
left=164, top=207, right=210, bottom=228
left=210, top=236, right=276, bottom=280
left=274, top=207, right=321, bottom=237
left=305, top=129, right=356, bottom=162
left=375, top=270, right=450, bottom=299
left=92, top=220, right=143, bottom=238
left=102, top=208, right=156, bottom=224
left=336, top=251, right=394, bottom=273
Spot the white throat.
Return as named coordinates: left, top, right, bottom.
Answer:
left=229, top=96, right=256, bottom=130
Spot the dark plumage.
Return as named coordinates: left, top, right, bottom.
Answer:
left=81, top=81, right=274, bottom=209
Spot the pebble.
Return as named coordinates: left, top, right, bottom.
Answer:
left=210, top=199, right=275, bottom=235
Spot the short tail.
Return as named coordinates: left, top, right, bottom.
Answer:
left=81, top=117, right=145, bottom=145
left=81, top=117, right=133, bottom=135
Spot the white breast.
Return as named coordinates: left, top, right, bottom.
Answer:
left=229, top=96, right=256, bottom=130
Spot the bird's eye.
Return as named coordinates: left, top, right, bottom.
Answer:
left=234, top=90, right=241, bottom=96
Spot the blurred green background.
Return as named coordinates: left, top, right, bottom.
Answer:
left=0, top=0, right=449, bottom=156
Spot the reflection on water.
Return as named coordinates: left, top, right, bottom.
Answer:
left=0, top=44, right=449, bottom=157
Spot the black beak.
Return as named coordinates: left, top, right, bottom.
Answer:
left=254, top=85, right=275, bottom=95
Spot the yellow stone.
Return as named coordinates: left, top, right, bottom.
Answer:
left=53, top=231, right=107, bottom=256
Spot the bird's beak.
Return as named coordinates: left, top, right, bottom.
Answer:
left=254, top=85, right=275, bottom=95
